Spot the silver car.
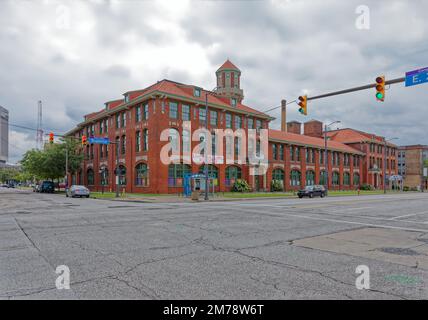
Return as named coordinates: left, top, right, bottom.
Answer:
left=66, top=185, right=90, bottom=198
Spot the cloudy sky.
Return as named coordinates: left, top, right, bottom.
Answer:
left=1, top=0, right=427, bottom=163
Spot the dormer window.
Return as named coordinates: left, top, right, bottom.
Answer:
left=194, top=88, right=201, bottom=97
left=231, top=98, right=237, bottom=107
left=124, top=94, right=130, bottom=103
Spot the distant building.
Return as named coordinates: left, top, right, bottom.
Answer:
left=398, top=145, right=428, bottom=191
left=0, top=106, right=8, bottom=164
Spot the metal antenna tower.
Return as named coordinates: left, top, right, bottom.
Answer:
left=36, top=100, right=43, bottom=149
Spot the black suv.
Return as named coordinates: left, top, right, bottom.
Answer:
left=297, top=185, right=327, bottom=198
left=40, top=181, right=55, bottom=193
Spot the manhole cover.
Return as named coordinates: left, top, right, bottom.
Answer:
left=378, top=247, right=420, bottom=256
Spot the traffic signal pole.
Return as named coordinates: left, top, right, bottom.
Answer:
left=306, top=77, right=405, bottom=102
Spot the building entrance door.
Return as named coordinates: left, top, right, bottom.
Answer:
left=254, top=175, right=260, bottom=192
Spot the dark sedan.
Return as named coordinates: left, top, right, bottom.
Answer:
left=297, top=185, right=327, bottom=198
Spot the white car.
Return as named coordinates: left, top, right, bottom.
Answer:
left=66, top=185, right=90, bottom=198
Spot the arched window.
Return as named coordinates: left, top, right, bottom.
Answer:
left=290, top=170, right=301, bottom=186
left=115, top=165, right=126, bottom=185
left=100, top=167, right=108, bottom=186
left=332, top=171, right=340, bottom=186
left=306, top=170, right=315, bottom=186
left=135, top=163, right=149, bottom=186
left=353, top=173, right=360, bottom=186
left=319, top=170, right=327, bottom=186
left=199, top=165, right=219, bottom=188
left=343, top=172, right=350, bottom=185
left=87, top=168, right=94, bottom=186
left=168, top=164, right=191, bottom=187
left=225, top=166, right=242, bottom=186
left=272, top=168, right=285, bottom=182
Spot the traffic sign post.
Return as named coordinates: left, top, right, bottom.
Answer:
left=405, top=67, right=428, bottom=87
left=88, top=137, right=110, bottom=145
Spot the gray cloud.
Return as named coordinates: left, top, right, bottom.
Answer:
left=0, top=0, right=427, bottom=163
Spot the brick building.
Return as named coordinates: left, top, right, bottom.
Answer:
left=326, top=129, right=398, bottom=189
left=398, top=145, right=428, bottom=191
left=66, top=60, right=397, bottom=193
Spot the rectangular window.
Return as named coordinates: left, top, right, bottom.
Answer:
left=100, top=121, right=103, bottom=134
left=225, top=113, right=232, bottom=128
left=199, top=108, right=206, bottom=122
left=136, top=131, right=141, bottom=152
left=194, top=88, right=201, bottom=97
left=290, top=146, right=294, bottom=161
left=272, top=144, right=277, bottom=160
left=235, top=115, right=242, bottom=129
left=136, top=105, right=141, bottom=122
left=256, top=120, right=262, bottom=130
left=247, top=118, right=254, bottom=129
left=169, top=102, right=178, bottom=119
left=279, top=145, right=284, bottom=161
left=115, top=114, right=120, bottom=128
left=182, top=105, right=190, bottom=121
left=143, top=103, right=149, bottom=120
left=104, top=119, right=108, bottom=133
left=143, top=129, right=148, bottom=151
left=296, top=147, right=300, bottom=161
left=210, top=110, right=218, bottom=126
left=231, top=98, right=237, bottom=107
left=121, top=112, right=126, bottom=128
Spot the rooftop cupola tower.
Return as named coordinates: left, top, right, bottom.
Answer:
left=215, top=59, right=244, bottom=105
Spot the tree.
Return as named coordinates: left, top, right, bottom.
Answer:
left=20, top=138, right=83, bottom=181
left=0, top=167, right=20, bottom=183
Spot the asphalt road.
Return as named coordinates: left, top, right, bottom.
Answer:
left=1, top=188, right=428, bottom=299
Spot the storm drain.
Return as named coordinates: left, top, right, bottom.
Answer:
left=377, top=247, right=421, bottom=256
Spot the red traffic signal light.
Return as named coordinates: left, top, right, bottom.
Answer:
left=49, top=132, right=54, bottom=144
left=81, top=135, right=87, bottom=146
left=375, top=76, right=385, bottom=101
left=298, top=95, right=308, bottom=115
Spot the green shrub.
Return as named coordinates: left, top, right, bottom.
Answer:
left=360, top=184, right=373, bottom=191
left=403, top=186, right=410, bottom=192
left=270, top=180, right=284, bottom=192
left=232, top=179, right=251, bottom=193
left=410, top=187, right=418, bottom=192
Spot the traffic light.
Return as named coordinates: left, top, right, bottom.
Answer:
left=81, top=135, right=87, bottom=146
left=375, top=76, right=385, bottom=101
left=298, top=95, right=308, bottom=115
left=49, top=132, right=54, bottom=144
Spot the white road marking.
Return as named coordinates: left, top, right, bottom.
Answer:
left=389, top=211, right=428, bottom=220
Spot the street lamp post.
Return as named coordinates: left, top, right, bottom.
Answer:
left=383, top=137, right=398, bottom=194
left=324, top=121, right=341, bottom=194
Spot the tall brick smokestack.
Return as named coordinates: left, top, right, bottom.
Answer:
left=281, top=99, right=287, bottom=132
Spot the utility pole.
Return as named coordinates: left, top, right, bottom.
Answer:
left=204, top=92, right=209, bottom=201
left=383, top=137, right=398, bottom=194
left=65, top=143, right=69, bottom=190
left=115, top=142, right=120, bottom=198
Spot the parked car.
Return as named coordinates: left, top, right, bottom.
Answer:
left=40, top=181, right=55, bottom=193
left=66, top=185, right=90, bottom=198
left=297, top=185, right=327, bottom=198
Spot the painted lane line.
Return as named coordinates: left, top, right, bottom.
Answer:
left=389, top=211, right=428, bottom=220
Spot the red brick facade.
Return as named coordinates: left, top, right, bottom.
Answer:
left=66, top=60, right=397, bottom=194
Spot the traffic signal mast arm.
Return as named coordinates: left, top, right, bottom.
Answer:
left=306, top=76, right=405, bottom=102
